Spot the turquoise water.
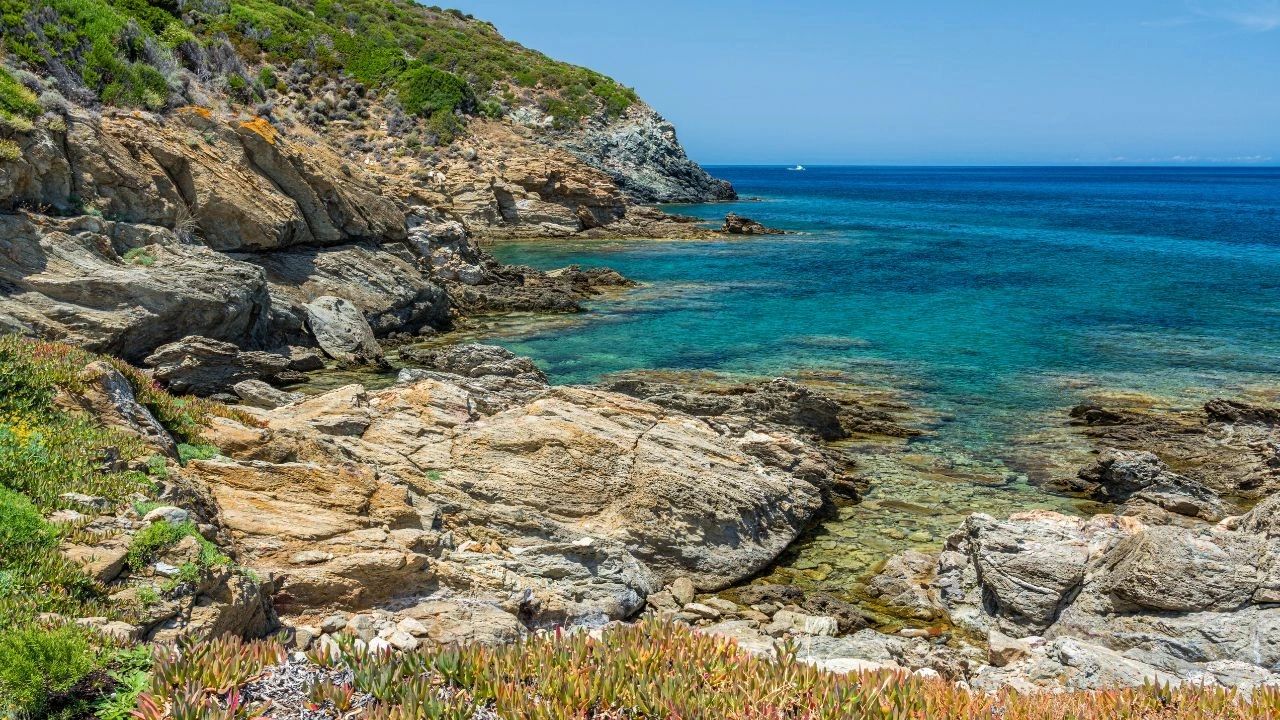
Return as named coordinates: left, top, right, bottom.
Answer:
left=488, top=167, right=1280, bottom=456
left=472, top=166, right=1280, bottom=600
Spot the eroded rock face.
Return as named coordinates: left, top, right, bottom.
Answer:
left=558, top=103, right=737, bottom=203
left=1070, top=448, right=1230, bottom=521
left=0, top=214, right=271, bottom=360
left=866, top=500, right=1280, bottom=689
left=234, top=244, right=450, bottom=340
left=198, top=370, right=826, bottom=626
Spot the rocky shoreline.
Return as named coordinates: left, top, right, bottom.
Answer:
left=32, top=329, right=1280, bottom=695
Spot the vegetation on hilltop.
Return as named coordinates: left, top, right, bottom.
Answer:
left=0, top=0, right=638, bottom=129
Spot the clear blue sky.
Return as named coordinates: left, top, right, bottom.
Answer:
left=445, top=1, right=1279, bottom=165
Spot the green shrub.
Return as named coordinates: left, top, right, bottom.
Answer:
left=0, top=624, right=98, bottom=720
left=122, top=247, right=155, bottom=266
left=396, top=64, right=471, bottom=118
left=124, top=520, right=188, bottom=570
left=94, top=645, right=152, bottom=720
left=0, top=138, right=19, bottom=161
left=0, top=67, right=40, bottom=120
left=177, top=442, right=218, bottom=464
left=125, top=520, right=228, bottom=571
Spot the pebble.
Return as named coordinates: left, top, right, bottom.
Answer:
left=907, top=531, right=933, bottom=543
left=154, top=562, right=181, bottom=577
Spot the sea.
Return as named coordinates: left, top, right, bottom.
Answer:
left=478, top=166, right=1280, bottom=600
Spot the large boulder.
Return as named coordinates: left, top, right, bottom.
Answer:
left=304, top=296, right=386, bottom=366
left=235, top=244, right=450, bottom=339
left=144, top=336, right=290, bottom=397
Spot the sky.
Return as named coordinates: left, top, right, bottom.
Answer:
left=444, top=1, right=1280, bottom=165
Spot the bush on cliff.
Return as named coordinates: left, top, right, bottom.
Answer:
left=396, top=63, right=472, bottom=118
left=0, top=66, right=41, bottom=122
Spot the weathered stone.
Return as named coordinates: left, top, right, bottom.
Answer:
left=767, top=610, right=839, bottom=637
left=67, top=361, right=177, bottom=457
left=233, top=379, right=302, bottom=409
left=143, top=506, right=189, bottom=525
left=398, top=343, right=547, bottom=382
left=988, top=629, right=1034, bottom=667
left=0, top=215, right=270, bottom=360
left=669, top=577, right=696, bottom=606
left=145, top=336, right=290, bottom=396
left=62, top=539, right=130, bottom=584
left=305, top=296, right=385, bottom=366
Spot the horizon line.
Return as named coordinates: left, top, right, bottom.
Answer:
left=698, top=163, right=1280, bottom=169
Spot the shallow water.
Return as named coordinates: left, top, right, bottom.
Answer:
left=409, top=167, right=1280, bottom=600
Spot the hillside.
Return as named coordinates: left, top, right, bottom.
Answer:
left=0, top=0, right=734, bottom=205
left=0, top=0, right=744, bottom=360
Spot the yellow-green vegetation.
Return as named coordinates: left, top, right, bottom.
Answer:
left=0, top=138, right=19, bottom=161
left=130, top=621, right=1280, bottom=720
left=125, top=520, right=230, bottom=574
left=0, top=624, right=101, bottom=720
left=0, top=336, right=253, bottom=718
left=122, top=247, right=156, bottom=267
left=1, top=0, right=637, bottom=126
left=0, top=66, right=40, bottom=125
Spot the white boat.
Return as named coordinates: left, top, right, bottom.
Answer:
left=787, top=164, right=806, bottom=171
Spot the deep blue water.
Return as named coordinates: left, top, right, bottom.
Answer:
left=488, top=166, right=1280, bottom=453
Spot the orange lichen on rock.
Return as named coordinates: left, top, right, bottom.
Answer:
left=240, top=117, right=278, bottom=145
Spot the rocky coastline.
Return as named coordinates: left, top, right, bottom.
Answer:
left=2, top=2, right=1279, bottom=714
left=24, top=327, right=1280, bottom=697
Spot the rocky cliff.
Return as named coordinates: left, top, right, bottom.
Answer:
left=0, top=0, right=735, bottom=360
